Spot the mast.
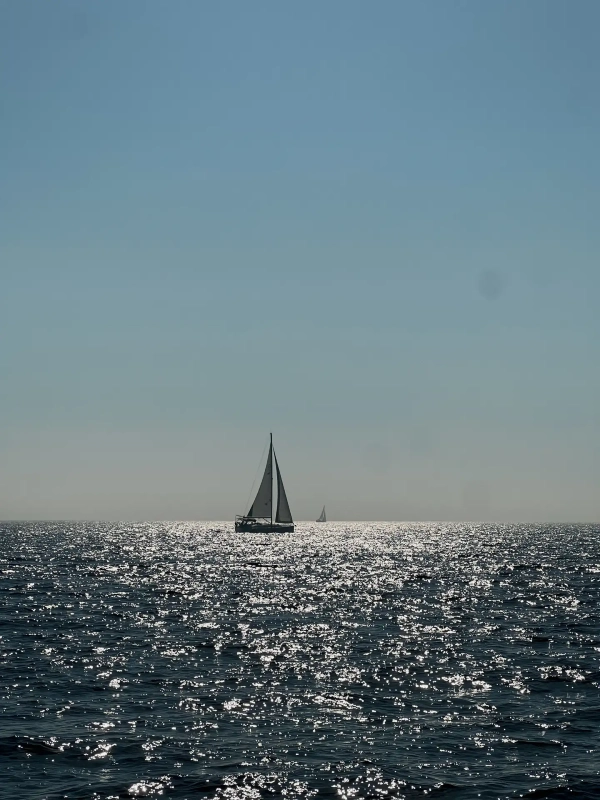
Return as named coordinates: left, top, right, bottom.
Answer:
left=270, top=432, right=273, bottom=526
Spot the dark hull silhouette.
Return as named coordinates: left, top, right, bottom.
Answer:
left=235, top=516, right=294, bottom=533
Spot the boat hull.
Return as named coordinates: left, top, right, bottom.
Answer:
left=235, top=517, right=294, bottom=533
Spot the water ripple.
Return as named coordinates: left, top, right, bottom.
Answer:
left=1, top=522, right=599, bottom=799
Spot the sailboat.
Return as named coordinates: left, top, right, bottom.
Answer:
left=316, top=506, right=326, bottom=522
left=235, top=434, right=294, bottom=533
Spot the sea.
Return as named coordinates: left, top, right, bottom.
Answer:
left=1, top=522, right=599, bottom=800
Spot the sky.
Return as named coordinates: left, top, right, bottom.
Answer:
left=1, top=0, right=599, bottom=521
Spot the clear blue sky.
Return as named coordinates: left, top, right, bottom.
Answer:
left=1, top=0, right=599, bottom=520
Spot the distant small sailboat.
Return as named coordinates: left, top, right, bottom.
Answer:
left=316, top=506, right=326, bottom=523
left=235, top=434, right=294, bottom=533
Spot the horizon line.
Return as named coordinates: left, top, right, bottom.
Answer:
left=0, top=519, right=597, bottom=525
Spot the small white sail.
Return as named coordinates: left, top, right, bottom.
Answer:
left=316, top=506, right=326, bottom=522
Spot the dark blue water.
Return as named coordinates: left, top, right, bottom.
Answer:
left=1, top=522, right=599, bottom=799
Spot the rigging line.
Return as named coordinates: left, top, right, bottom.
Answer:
left=243, top=435, right=269, bottom=514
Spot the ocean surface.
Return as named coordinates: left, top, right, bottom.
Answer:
left=1, top=522, right=599, bottom=800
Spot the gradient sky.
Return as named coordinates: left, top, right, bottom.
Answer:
left=1, top=0, right=599, bottom=521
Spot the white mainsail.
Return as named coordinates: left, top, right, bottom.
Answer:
left=247, top=444, right=273, bottom=519
left=317, top=506, right=326, bottom=522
